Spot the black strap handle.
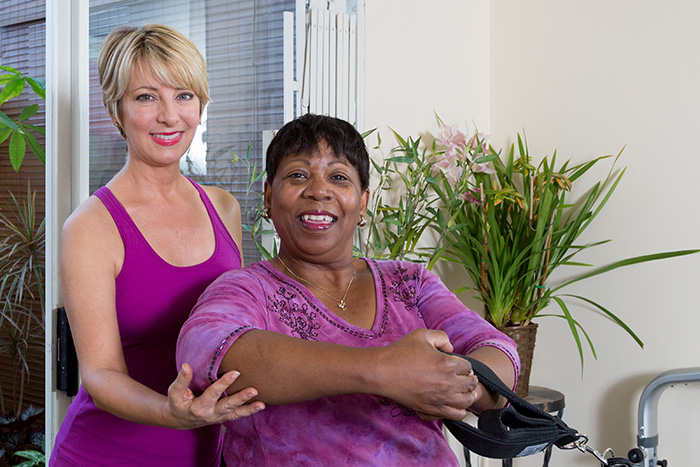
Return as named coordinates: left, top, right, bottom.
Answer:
left=442, top=354, right=580, bottom=459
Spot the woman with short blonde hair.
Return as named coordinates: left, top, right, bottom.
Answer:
left=50, top=24, right=262, bottom=467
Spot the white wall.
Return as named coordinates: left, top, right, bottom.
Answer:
left=364, top=0, right=490, bottom=137
left=490, top=1, right=700, bottom=465
left=365, top=1, right=700, bottom=466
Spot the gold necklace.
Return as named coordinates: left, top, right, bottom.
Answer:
left=277, top=257, right=357, bottom=311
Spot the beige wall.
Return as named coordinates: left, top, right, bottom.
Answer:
left=364, top=0, right=490, bottom=137
left=365, top=1, right=700, bottom=466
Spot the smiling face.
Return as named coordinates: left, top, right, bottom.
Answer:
left=118, top=63, right=201, bottom=166
left=265, top=141, right=369, bottom=264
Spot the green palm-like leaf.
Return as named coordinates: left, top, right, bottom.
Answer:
left=554, top=250, right=700, bottom=292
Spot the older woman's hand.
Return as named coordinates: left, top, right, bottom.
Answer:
left=375, top=329, right=479, bottom=421
left=166, top=363, right=265, bottom=429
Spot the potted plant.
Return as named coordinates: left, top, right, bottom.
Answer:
left=380, top=118, right=698, bottom=395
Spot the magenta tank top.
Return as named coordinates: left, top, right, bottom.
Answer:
left=51, top=178, right=242, bottom=467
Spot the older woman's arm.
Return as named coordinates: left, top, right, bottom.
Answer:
left=219, top=327, right=479, bottom=421
left=462, top=346, right=516, bottom=413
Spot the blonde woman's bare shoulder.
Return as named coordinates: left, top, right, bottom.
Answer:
left=201, top=186, right=242, bottom=222
left=61, top=194, right=124, bottom=271
left=201, top=185, right=240, bottom=209
left=63, top=194, right=115, bottom=234
left=200, top=185, right=243, bottom=255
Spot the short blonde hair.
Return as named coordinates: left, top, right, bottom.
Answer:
left=97, top=24, right=210, bottom=134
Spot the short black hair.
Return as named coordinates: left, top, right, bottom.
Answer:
left=266, top=114, right=370, bottom=191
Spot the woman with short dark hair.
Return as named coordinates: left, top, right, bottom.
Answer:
left=178, top=113, right=519, bottom=466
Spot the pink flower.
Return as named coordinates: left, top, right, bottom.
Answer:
left=471, top=161, right=495, bottom=174
left=442, top=145, right=462, bottom=162
left=461, top=188, right=481, bottom=204
left=437, top=124, right=467, bottom=151
left=433, top=159, right=463, bottom=187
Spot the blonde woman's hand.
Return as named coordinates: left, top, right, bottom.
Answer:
left=166, top=363, right=265, bottom=429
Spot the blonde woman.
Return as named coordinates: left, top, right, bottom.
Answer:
left=50, top=25, right=263, bottom=466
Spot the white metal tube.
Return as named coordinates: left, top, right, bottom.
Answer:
left=637, top=367, right=700, bottom=467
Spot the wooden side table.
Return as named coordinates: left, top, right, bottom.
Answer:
left=462, top=386, right=565, bottom=467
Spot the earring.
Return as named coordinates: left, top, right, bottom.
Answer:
left=114, top=122, right=120, bottom=129
left=262, top=207, right=270, bottom=219
left=357, top=214, right=367, bottom=227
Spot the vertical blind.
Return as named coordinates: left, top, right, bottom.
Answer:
left=88, top=0, right=295, bottom=262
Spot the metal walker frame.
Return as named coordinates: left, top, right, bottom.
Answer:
left=627, top=367, right=700, bottom=466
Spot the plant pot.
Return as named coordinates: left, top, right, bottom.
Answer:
left=498, top=322, right=538, bottom=397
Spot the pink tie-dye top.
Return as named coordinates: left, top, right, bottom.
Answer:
left=178, top=258, right=519, bottom=467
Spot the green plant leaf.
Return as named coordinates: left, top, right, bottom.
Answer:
left=360, top=128, right=376, bottom=139
left=0, top=125, right=11, bottom=144
left=386, top=155, right=414, bottom=164
left=23, top=129, right=45, bottom=164
left=9, top=130, right=26, bottom=172
left=13, top=450, right=45, bottom=462
left=389, top=127, right=409, bottom=148
left=473, top=153, right=498, bottom=164
left=364, top=120, right=700, bottom=372
left=0, top=109, right=22, bottom=131
left=18, top=104, right=38, bottom=121
left=0, top=183, right=45, bottom=416
left=26, top=77, right=46, bottom=100
left=0, top=77, right=25, bottom=105
left=555, top=249, right=700, bottom=292
left=0, top=73, right=18, bottom=86
left=560, top=293, right=643, bottom=348
left=540, top=308, right=597, bottom=377
left=22, top=124, right=44, bottom=136
left=551, top=297, right=587, bottom=372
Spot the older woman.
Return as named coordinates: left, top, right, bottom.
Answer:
left=51, top=25, right=263, bottom=466
left=177, top=114, right=519, bottom=466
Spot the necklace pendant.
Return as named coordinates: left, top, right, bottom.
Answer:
left=338, top=300, right=347, bottom=310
